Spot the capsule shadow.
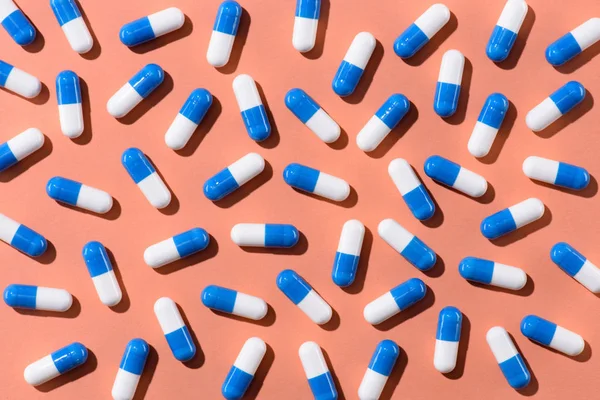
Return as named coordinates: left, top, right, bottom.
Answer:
left=239, top=230, right=308, bottom=256
left=175, top=95, right=222, bottom=157
left=255, top=82, right=280, bottom=149
left=0, top=134, right=52, bottom=182
left=133, top=345, right=158, bottom=400
left=216, top=8, right=250, bottom=75
left=374, top=286, right=435, bottom=331
left=118, top=71, right=174, bottom=126
left=35, top=240, right=57, bottom=265
left=73, top=77, right=93, bottom=145
left=444, top=312, right=470, bottom=380
left=320, top=307, right=340, bottom=331
left=535, top=89, right=594, bottom=139
left=129, top=15, right=193, bottom=54
left=508, top=333, right=539, bottom=396
left=78, top=0, right=101, bottom=60
left=244, top=343, right=275, bottom=400
left=497, top=7, right=535, bottom=70
left=209, top=303, right=276, bottom=327
left=342, top=226, right=373, bottom=295
left=213, top=161, right=273, bottom=209
left=321, top=347, right=346, bottom=400
left=155, top=234, right=219, bottom=275
left=479, top=101, right=517, bottom=165
left=529, top=174, right=598, bottom=198
left=29, top=82, right=50, bottom=106
left=491, top=206, right=552, bottom=247
left=326, top=124, right=348, bottom=150
left=15, top=294, right=81, bottom=319
left=179, top=305, right=205, bottom=369
left=423, top=253, right=445, bottom=278
left=466, top=274, right=534, bottom=297
left=367, top=101, right=419, bottom=159
left=35, top=348, right=97, bottom=392
left=444, top=57, right=472, bottom=126
left=342, top=39, right=384, bottom=105
left=403, top=12, right=458, bottom=67
left=379, top=346, right=408, bottom=400
left=301, top=0, right=330, bottom=60
left=106, top=247, right=130, bottom=313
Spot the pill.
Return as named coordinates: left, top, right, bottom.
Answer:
left=0, top=213, right=46, bottom=257
left=107, top=64, right=164, bottom=118
left=0, top=0, right=35, bottom=45
left=55, top=70, right=83, bottom=138
left=283, top=163, right=350, bottom=202
left=46, top=177, right=113, bottom=214
left=24, top=342, right=88, bottom=386
left=356, top=94, right=410, bottom=152
left=299, top=341, right=338, bottom=400
left=293, top=0, right=320, bottom=52
left=50, top=0, right=93, bottom=53
left=154, top=297, right=195, bottom=362
left=486, top=0, right=528, bottom=62
left=277, top=269, right=332, bottom=325
left=523, top=156, right=589, bottom=190
left=388, top=158, right=435, bottom=221
left=119, top=7, right=184, bottom=47
left=546, top=18, right=600, bottom=66
left=393, top=4, right=450, bottom=58
left=525, top=81, right=585, bottom=132
left=434, top=49, right=464, bottom=117
left=285, top=88, right=340, bottom=143
left=424, top=155, right=488, bottom=198
left=122, top=147, right=171, bottom=209
left=521, top=315, right=584, bottom=356
left=83, top=241, right=122, bottom=307
left=332, top=219, right=365, bottom=287
left=0, top=128, right=44, bottom=172
left=468, top=93, right=509, bottom=157
left=358, top=340, right=399, bottom=400
left=550, top=242, right=600, bottom=293
left=230, top=223, right=299, bottom=248
left=0, top=60, right=41, bottom=98
left=232, top=74, right=271, bottom=141
left=3, top=284, right=72, bottom=312
left=203, top=152, right=265, bottom=201
left=480, top=198, right=544, bottom=240
left=165, top=88, right=212, bottom=150
left=434, top=306, right=462, bottom=373
left=377, top=219, right=436, bottom=271
left=363, top=278, right=427, bottom=325
left=486, top=327, right=530, bottom=389
left=222, top=337, right=266, bottom=400
left=201, top=285, right=268, bottom=320
left=332, top=32, right=376, bottom=97
left=112, top=338, right=149, bottom=400
left=459, top=257, right=527, bottom=290
left=144, top=228, right=210, bottom=269
left=207, top=1, right=241, bottom=67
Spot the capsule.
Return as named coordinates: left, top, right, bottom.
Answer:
left=468, top=93, right=509, bottom=157
left=154, top=297, right=195, bottom=362
left=230, top=223, right=299, bottom=248
left=293, top=0, right=320, bottom=52
left=0, top=213, right=46, bottom=257
left=486, top=0, right=528, bottom=62
left=546, top=18, right=600, bottom=66
left=332, top=32, right=376, bottom=97
left=551, top=242, right=600, bottom=293
left=107, top=64, right=164, bottom=118
left=3, top=284, right=72, bottom=312
left=388, top=158, right=435, bottom=221
left=56, top=71, right=83, bottom=138
left=459, top=257, right=527, bottom=290
left=0, top=128, right=44, bottom=172
left=111, top=339, right=149, bottom=400
left=232, top=74, right=271, bottom=141
left=83, top=241, right=122, bottom=307
left=203, top=152, right=265, bottom=201
left=377, top=219, right=436, bottom=271
left=525, top=81, right=585, bottom=132
left=434, top=49, right=464, bottom=117
left=165, top=88, right=212, bottom=150
left=285, top=88, right=340, bottom=143
left=523, top=156, right=589, bottom=190
left=299, top=341, right=338, bottom=400
left=486, top=327, right=530, bottom=389
left=332, top=220, right=365, bottom=287
left=222, top=337, right=266, bottom=400
left=521, top=315, right=584, bottom=356
left=356, top=94, right=410, bottom=152
left=50, top=0, right=93, bottom=53
left=283, top=163, right=350, bottom=202
left=358, top=340, right=400, bottom=400
left=277, top=269, right=332, bottom=325
left=434, top=306, right=462, bottom=373
left=144, top=228, right=210, bottom=268
left=24, top=342, right=88, bottom=386
left=122, top=148, right=171, bottom=209
left=0, top=0, right=35, bottom=45
left=119, top=7, right=184, bottom=47
left=393, top=4, right=450, bottom=58
left=481, top=198, right=544, bottom=240
left=0, top=60, right=41, bottom=98
left=201, top=285, right=268, bottom=320
left=363, top=278, right=427, bottom=325
left=46, top=177, right=113, bottom=214
left=424, top=155, right=488, bottom=198
left=207, top=1, right=242, bottom=67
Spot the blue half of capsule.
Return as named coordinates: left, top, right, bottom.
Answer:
left=434, top=82, right=460, bottom=117
left=265, top=224, right=299, bottom=247
left=128, top=64, right=164, bottom=98
left=46, top=177, right=81, bottom=206
left=52, top=342, right=88, bottom=374
left=459, top=257, right=494, bottom=284
left=282, top=163, right=320, bottom=193
left=50, top=0, right=81, bottom=26
left=122, top=148, right=156, bottom=184
left=545, top=32, right=581, bottom=66
left=11, top=224, right=47, bottom=257
left=201, top=285, right=237, bottom=313
left=376, top=94, right=410, bottom=129
left=478, top=93, right=509, bottom=129
left=4, top=284, right=36, bottom=308
left=173, top=228, right=210, bottom=258
left=549, top=81, right=585, bottom=115
left=437, top=306, right=462, bottom=341
left=296, top=0, right=320, bottom=19
left=520, top=315, right=556, bottom=346
left=555, top=162, right=590, bottom=190
left=332, top=60, right=363, bottom=97
left=550, top=242, right=585, bottom=277
left=180, top=88, right=212, bottom=124
left=486, top=26, right=517, bottom=62
left=82, top=241, right=113, bottom=277
left=276, top=269, right=311, bottom=304
left=120, top=338, right=149, bottom=375
left=285, top=88, right=319, bottom=123
left=1, top=4, right=35, bottom=46
left=214, top=1, right=242, bottom=35
left=423, top=155, right=460, bottom=187
left=390, top=278, right=427, bottom=310
left=56, top=70, right=81, bottom=105
left=394, top=23, right=429, bottom=58
left=368, top=340, right=400, bottom=377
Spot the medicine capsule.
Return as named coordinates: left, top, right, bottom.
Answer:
left=50, top=0, right=93, bottom=53
left=521, top=315, right=584, bottom=356
left=201, top=285, right=268, bottom=320
left=24, top=342, right=88, bottom=386
left=0, top=213, right=46, bottom=257
left=0, top=128, right=44, bottom=172
left=459, top=257, right=527, bottom=290
left=332, top=219, right=365, bottom=287
left=83, top=241, right=122, bottom=307
left=332, top=32, right=376, bottom=97
left=358, top=340, right=400, bottom=400
left=122, top=147, right=171, bottom=209
left=207, top=1, right=241, bottom=67
left=3, top=284, right=72, bottom=312
left=523, top=156, right=589, bottom=190
left=112, top=338, right=149, bottom=400
left=46, top=176, right=113, bottom=214
left=230, top=223, right=299, bottom=248
left=154, top=297, right=195, bottom=362
left=468, top=93, right=509, bottom=158
left=144, top=228, right=210, bottom=268
left=56, top=70, right=83, bottom=138
left=119, top=7, right=184, bottom=47
left=546, top=18, right=600, bottom=66
left=388, top=158, right=435, bottom=221
left=356, top=94, right=410, bottom=152
left=165, top=88, right=212, bottom=150
left=525, top=81, right=585, bottom=132
left=424, top=155, right=488, bottom=198
left=285, top=88, right=340, bottom=143
left=283, top=163, right=350, bottom=202
left=486, top=327, right=530, bottom=389
left=299, top=341, right=338, bottom=400
left=486, top=0, right=528, bottom=62
left=393, top=4, right=450, bottom=58
left=233, top=74, right=271, bottom=141
left=204, top=152, right=265, bottom=201
left=222, top=337, right=266, bottom=400
left=293, top=0, right=320, bottom=52
left=551, top=242, right=600, bottom=293
left=363, top=278, right=427, bottom=325
left=378, top=219, right=436, bottom=271
left=481, top=198, right=544, bottom=240
left=434, top=49, right=464, bottom=117
left=107, top=64, right=164, bottom=118
left=277, top=269, right=332, bottom=325
left=434, top=306, right=462, bottom=373
left=0, top=60, right=41, bottom=98
left=0, top=0, right=35, bottom=45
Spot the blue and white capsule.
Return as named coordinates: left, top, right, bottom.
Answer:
left=393, top=4, right=450, bottom=59
left=201, top=285, right=268, bottom=321
left=356, top=94, right=410, bottom=152
left=56, top=70, right=83, bottom=138
left=434, top=49, right=464, bottom=117
left=144, top=228, right=210, bottom=269
left=4, top=284, right=72, bottom=312
left=112, top=339, right=149, bottom=400
left=424, top=155, right=488, bottom=198
left=468, top=93, right=509, bottom=157
left=487, top=327, right=530, bottom=389
left=231, top=223, right=299, bottom=248
left=486, top=0, right=528, bottom=62
left=233, top=74, right=271, bottom=141
left=207, top=1, right=241, bottom=67
left=358, top=340, right=399, bottom=400
left=363, top=278, right=427, bottom=325
left=24, top=342, right=88, bottom=386
left=332, top=32, right=376, bottom=97
left=525, top=81, right=585, bottom=132
left=0, top=60, right=41, bottom=98
left=481, top=198, right=544, bottom=240
left=107, top=64, right=164, bottom=118
left=283, top=163, right=350, bottom=202
left=378, top=219, right=436, bottom=271
left=0, top=213, right=46, bottom=257
left=0, top=0, right=35, bottom=46
left=299, top=341, right=338, bottom=400
left=277, top=269, right=332, bottom=325
left=0, top=128, right=44, bottom=172
left=332, top=220, right=365, bottom=287
left=222, top=337, right=266, bottom=400
left=551, top=242, right=600, bottom=293
left=388, top=158, right=435, bottom=221
left=523, top=156, right=589, bottom=190
left=83, top=241, right=122, bottom=307
left=459, top=257, right=527, bottom=290
left=293, top=0, right=320, bottom=52
left=204, top=152, right=265, bottom=201
left=165, top=88, right=212, bottom=150
left=50, top=0, right=93, bottom=53
left=154, top=297, right=196, bottom=362
left=434, top=306, right=462, bottom=373
left=46, top=177, right=113, bottom=214
left=122, top=148, right=171, bottom=209
left=546, top=18, right=600, bottom=66
left=285, top=88, right=340, bottom=143
left=521, top=315, right=584, bottom=356
left=120, top=7, right=184, bottom=47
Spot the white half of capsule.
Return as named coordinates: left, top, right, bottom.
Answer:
left=356, top=115, right=391, bottom=152
left=0, top=214, right=21, bottom=244
left=377, top=219, right=414, bottom=256
left=306, top=109, right=340, bottom=143
left=165, top=113, right=198, bottom=150
left=75, top=185, right=113, bottom=213
left=314, top=172, right=351, bottom=201
left=522, top=156, right=558, bottom=184
left=24, top=355, right=60, bottom=386
left=233, top=337, right=266, bottom=376
left=233, top=292, right=268, bottom=320
left=154, top=297, right=185, bottom=334
left=112, top=369, right=140, bottom=400
left=62, top=16, right=93, bottom=54
left=525, top=98, right=562, bottom=132
left=230, top=152, right=265, bottom=185
left=468, top=121, right=498, bottom=158
left=138, top=173, right=171, bottom=209
left=299, top=290, right=332, bottom=325
left=0, top=1, right=18, bottom=22
left=144, top=237, right=179, bottom=268
left=486, top=326, right=519, bottom=364
left=415, top=4, right=451, bottom=38
left=299, top=341, right=330, bottom=379
left=207, top=28, right=236, bottom=67
left=233, top=74, right=262, bottom=112
left=572, top=259, right=600, bottom=293
left=509, top=198, right=544, bottom=229
left=496, top=0, right=528, bottom=33
left=344, top=32, right=376, bottom=69
left=5, top=128, right=44, bottom=163
left=363, top=291, right=401, bottom=325
left=388, top=158, right=421, bottom=195
left=35, top=287, right=73, bottom=311
left=571, top=18, right=600, bottom=51
left=3, top=66, right=42, bottom=98
left=549, top=326, right=585, bottom=356
left=338, top=219, right=365, bottom=256
left=490, top=262, right=528, bottom=290
left=438, top=50, right=464, bottom=85
left=93, top=270, right=122, bottom=307
left=59, top=102, right=84, bottom=138
left=148, top=8, right=185, bottom=38
left=358, top=368, right=388, bottom=400
left=453, top=167, right=488, bottom=198
left=107, top=83, right=143, bottom=118
left=434, top=340, right=459, bottom=374
left=230, top=224, right=267, bottom=247
left=293, top=16, right=318, bottom=53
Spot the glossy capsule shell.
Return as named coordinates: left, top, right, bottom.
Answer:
left=283, top=163, right=350, bottom=202
left=434, top=306, right=462, bottom=373
left=523, top=156, right=589, bottom=190
left=83, top=241, right=122, bottom=306
left=119, top=7, right=184, bottom=47
left=222, top=337, right=266, bottom=400
left=24, top=342, right=88, bottom=386
left=486, top=0, right=528, bottom=62
left=233, top=74, right=271, bottom=141
left=50, top=0, right=93, bottom=53
left=122, top=148, right=171, bottom=209
left=207, top=1, right=241, bottom=67
left=525, top=81, right=585, bottom=132
left=0, top=213, right=46, bottom=257
left=299, top=341, right=338, bottom=400
left=424, top=155, right=488, bottom=198
left=388, top=158, right=435, bottom=220
left=144, top=228, right=210, bottom=268
left=546, top=18, right=600, bottom=66
left=487, top=327, right=530, bottom=389
left=293, top=0, right=320, bottom=52
left=204, top=153, right=265, bottom=201
left=112, top=339, right=149, bottom=400
left=56, top=70, right=83, bottom=138
left=332, top=32, right=376, bottom=97
left=46, top=177, right=113, bottom=214
left=201, top=285, right=268, bottom=320
left=165, top=88, right=212, bottom=150
left=154, top=297, right=196, bottom=362
left=378, top=219, right=436, bottom=271
left=358, top=340, right=400, bottom=400
left=363, top=278, right=427, bottom=325
left=551, top=242, right=600, bottom=293
left=107, top=64, right=164, bottom=118
left=0, top=60, right=41, bottom=98
left=285, top=88, right=340, bottom=143
left=434, top=50, right=464, bottom=117
left=0, top=0, right=35, bottom=45
left=459, top=257, right=527, bottom=290
left=521, top=315, right=584, bottom=356
left=332, top=220, right=365, bottom=287
left=357, top=94, right=410, bottom=152
left=277, top=269, right=332, bottom=325
left=230, top=223, right=299, bottom=248
left=3, top=284, right=72, bottom=312
left=481, top=198, right=544, bottom=240
left=394, top=4, right=450, bottom=58
left=0, top=128, right=44, bottom=172
left=468, top=93, right=509, bottom=157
